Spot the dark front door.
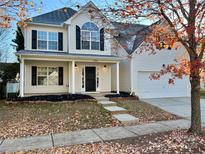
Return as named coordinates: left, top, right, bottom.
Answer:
left=85, top=67, right=96, bottom=92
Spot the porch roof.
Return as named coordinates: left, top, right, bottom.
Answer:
left=16, top=50, right=123, bottom=62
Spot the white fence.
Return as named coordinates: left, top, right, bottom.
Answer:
left=6, top=82, right=20, bottom=97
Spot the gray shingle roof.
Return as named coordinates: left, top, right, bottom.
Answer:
left=27, top=7, right=77, bottom=25
left=112, top=22, right=149, bottom=54
left=25, top=5, right=153, bottom=55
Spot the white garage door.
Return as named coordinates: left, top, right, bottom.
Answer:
left=137, top=71, right=189, bottom=98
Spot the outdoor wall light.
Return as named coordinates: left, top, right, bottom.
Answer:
left=75, top=64, right=77, bottom=68
left=104, top=65, right=107, bottom=68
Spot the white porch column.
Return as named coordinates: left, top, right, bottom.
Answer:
left=72, top=61, right=75, bottom=94
left=20, top=58, right=24, bottom=97
left=116, top=62, right=120, bottom=94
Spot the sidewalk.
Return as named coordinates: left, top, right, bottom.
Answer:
left=0, top=119, right=191, bottom=153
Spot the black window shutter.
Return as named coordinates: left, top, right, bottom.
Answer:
left=31, top=66, right=37, bottom=86
left=32, top=30, right=37, bottom=49
left=58, top=32, right=63, bottom=51
left=76, top=25, right=81, bottom=49
left=100, top=28, right=104, bottom=51
left=58, top=67, right=63, bottom=85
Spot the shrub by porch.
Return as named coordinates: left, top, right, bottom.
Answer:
left=104, top=91, right=139, bottom=102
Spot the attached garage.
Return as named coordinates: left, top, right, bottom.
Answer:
left=137, top=71, right=190, bottom=98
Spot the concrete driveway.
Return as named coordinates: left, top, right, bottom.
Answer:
left=142, top=97, right=205, bottom=124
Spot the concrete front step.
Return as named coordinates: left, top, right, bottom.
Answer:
left=98, top=101, right=117, bottom=106
left=113, top=114, right=139, bottom=125
left=104, top=106, right=127, bottom=114
left=94, top=96, right=109, bottom=101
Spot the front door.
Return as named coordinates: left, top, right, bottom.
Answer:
left=85, top=67, right=96, bottom=92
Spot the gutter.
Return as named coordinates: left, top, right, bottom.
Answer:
left=26, top=22, right=65, bottom=28
left=16, top=53, right=124, bottom=62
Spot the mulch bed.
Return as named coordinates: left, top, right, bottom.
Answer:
left=16, top=129, right=205, bottom=154
left=6, top=94, right=95, bottom=103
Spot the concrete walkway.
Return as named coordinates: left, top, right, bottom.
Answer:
left=143, top=97, right=205, bottom=124
left=95, top=95, right=139, bottom=125
left=0, top=119, right=191, bottom=153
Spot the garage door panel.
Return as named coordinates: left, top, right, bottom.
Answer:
left=137, top=71, right=188, bottom=98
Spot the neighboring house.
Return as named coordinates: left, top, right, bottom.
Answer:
left=17, top=1, right=191, bottom=98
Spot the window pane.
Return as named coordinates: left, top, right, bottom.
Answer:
left=37, top=67, right=47, bottom=75
left=38, top=40, right=47, bottom=49
left=48, top=67, right=58, bottom=85
left=82, top=31, right=90, bottom=41
left=82, top=22, right=99, bottom=31
left=91, top=32, right=100, bottom=41
left=48, top=41, right=57, bottom=50
left=48, top=32, right=57, bottom=41
left=38, top=31, right=47, bottom=40
left=82, top=41, right=90, bottom=49
left=38, top=76, right=47, bottom=85
left=91, top=42, right=99, bottom=50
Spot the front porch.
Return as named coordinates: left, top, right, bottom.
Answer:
left=19, top=53, right=121, bottom=97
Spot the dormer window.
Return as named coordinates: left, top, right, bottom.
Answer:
left=81, top=22, right=100, bottom=50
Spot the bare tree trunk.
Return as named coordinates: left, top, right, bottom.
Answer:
left=189, top=78, right=201, bottom=134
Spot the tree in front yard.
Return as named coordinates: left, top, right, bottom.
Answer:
left=110, top=0, right=205, bottom=134
left=12, top=26, right=24, bottom=52
left=0, top=0, right=42, bottom=28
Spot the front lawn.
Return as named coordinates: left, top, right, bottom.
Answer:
left=18, top=130, right=205, bottom=153
left=116, top=100, right=179, bottom=123
left=0, top=100, right=120, bottom=139
left=0, top=98, right=179, bottom=139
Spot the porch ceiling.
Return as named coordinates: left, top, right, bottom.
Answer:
left=17, top=50, right=124, bottom=63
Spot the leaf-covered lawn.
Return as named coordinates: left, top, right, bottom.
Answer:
left=0, top=100, right=120, bottom=139
left=0, top=99, right=179, bottom=139
left=116, top=100, right=179, bottom=123
left=16, top=130, right=205, bottom=154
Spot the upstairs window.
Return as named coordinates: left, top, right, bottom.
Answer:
left=38, top=31, right=47, bottom=49
left=81, top=22, right=100, bottom=50
left=37, top=31, right=58, bottom=50
left=48, top=32, right=58, bottom=50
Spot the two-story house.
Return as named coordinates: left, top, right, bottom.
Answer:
left=17, top=1, right=191, bottom=98
left=17, top=2, right=123, bottom=97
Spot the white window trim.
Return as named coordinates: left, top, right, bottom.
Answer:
left=36, top=66, right=59, bottom=86
left=37, top=31, right=59, bottom=51
left=81, top=29, right=100, bottom=50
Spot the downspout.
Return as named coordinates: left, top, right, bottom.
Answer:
left=130, top=54, right=134, bottom=95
